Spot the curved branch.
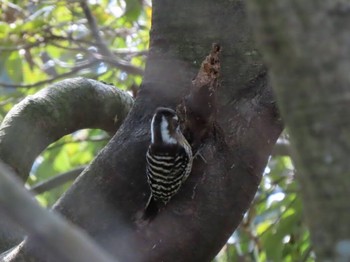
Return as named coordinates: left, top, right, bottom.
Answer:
left=0, top=77, right=134, bottom=181
left=0, top=78, right=133, bottom=251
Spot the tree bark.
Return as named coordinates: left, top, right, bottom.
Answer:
left=246, top=1, right=350, bottom=260
left=5, top=0, right=283, bottom=261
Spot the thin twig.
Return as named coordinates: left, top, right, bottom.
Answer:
left=29, top=166, right=86, bottom=195
left=258, top=197, right=297, bottom=238
left=50, top=42, right=87, bottom=52
left=0, top=42, right=43, bottom=52
left=92, top=53, right=145, bottom=75
left=80, top=1, right=144, bottom=75
left=80, top=0, right=114, bottom=57
left=112, top=49, right=148, bottom=57
left=0, top=60, right=99, bottom=88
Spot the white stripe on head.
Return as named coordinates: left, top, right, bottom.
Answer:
left=151, top=113, right=156, bottom=143
left=160, top=116, right=177, bottom=144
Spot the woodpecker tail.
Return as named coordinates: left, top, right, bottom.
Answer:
left=142, top=195, right=159, bottom=221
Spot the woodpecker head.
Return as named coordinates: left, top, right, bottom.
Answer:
left=150, top=107, right=182, bottom=145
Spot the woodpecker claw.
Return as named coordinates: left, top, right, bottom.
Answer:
left=194, top=150, right=207, bottom=163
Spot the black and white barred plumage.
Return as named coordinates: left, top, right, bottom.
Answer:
left=143, top=107, right=193, bottom=219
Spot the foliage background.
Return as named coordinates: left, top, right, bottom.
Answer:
left=0, top=1, right=313, bottom=261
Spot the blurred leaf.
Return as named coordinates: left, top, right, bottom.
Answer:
left=36, top=194, right=49, bottom=207
left=52, top=5, right=72, bottom=23
left=124, top=0, right=142, bottom=21
left=0, top=22, right=11, bottom=42
left=261, top=227, right=283, bottom=261
left=6, top=51, right=23, bottom=83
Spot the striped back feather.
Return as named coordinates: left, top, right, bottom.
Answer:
left=146, top=143, right=192, bottom=204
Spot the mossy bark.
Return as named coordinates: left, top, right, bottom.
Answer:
left=247, top=1, right=350, bottom=260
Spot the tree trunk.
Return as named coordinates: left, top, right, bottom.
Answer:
left=5, top=0, right=282, bottom=261
left=246, top=1, right=350, bottom=260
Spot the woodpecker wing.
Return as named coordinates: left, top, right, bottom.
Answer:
left=146, top=144, right=190, bottom=204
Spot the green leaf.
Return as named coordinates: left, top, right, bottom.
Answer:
left=124, top=0, right=142, bottom=21
left=6, top=51, right=23, bottom=83
left=0, top=22, right=11, bottom=42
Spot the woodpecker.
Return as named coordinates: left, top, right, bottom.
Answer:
left=143, top=107, right=193, bottom=220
